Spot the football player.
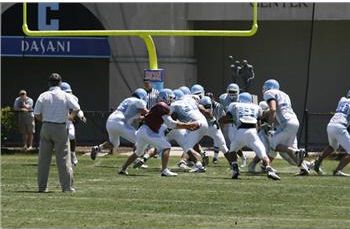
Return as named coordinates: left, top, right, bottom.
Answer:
left=262, top=79, right=309, bottom=174
left=313, top=89, right=350, bottom=176
left=90, top=88, right=148, bottom=160
left=60, top=82, right=86, bottom=166
left=119, top=89, right=200, bottom=176
left=219, top=83, right=248, bottom=167
left=248, top=101, right=297, bottom=173
left=220, top=92, right=280, bottom=180
left=198, top=96, right=228, bottom=163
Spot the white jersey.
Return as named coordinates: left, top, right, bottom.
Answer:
left=227, top=102, right=262, bottom=127
left=263, top=89, right=297, bottom=125
left=113, top=97, right=146, bottom=124
left=170, top=97, right=206, bottom=123
left=329, top=97, right=350, bottom=127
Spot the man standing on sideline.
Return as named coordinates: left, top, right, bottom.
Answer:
left=143, top=79, right=159, bottom=109
left=13, top=89, right=35, bottom=151
left=34, top=73, right=82, bottom=193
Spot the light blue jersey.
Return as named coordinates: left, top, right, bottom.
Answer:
left=330, top=97, right=350, bottom=127
left=115, top=97, right=147, bottom=124
left=227, top=102, right=262, bottom=127
left=263, top=89, right=297, bottom=125
left=219, top=93, right=238, bottom=112
left=170, top=96, right=206, bottom=123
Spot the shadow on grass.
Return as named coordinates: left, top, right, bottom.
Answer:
left=13, top=190, right=55, bottom=193
left=21, top=163, right=38, bottom=167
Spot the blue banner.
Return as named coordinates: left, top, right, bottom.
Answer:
left=1, top=36, right=110, bottom=58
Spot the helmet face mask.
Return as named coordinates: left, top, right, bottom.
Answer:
left=226, top=83, right=240, bottom=100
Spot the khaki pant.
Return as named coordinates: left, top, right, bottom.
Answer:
left=38, top=123, right=73, bottom=192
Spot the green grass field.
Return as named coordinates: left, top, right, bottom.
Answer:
left=2, top=152, right=350, bottom=229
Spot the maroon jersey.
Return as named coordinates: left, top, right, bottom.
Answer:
left=145, top=102, right=170, bottom=133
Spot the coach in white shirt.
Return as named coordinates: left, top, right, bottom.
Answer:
left=34, top=73, right=82, bottom=193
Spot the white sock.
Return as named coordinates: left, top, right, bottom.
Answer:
left=214, top=152, right=219, bottom=159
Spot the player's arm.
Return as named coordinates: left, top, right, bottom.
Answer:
left=219, top=112, right=233, bottom=124
left=266, top=99, right=277, bottom=125
left=67, top=94, right=86, bottom=123
left=162, top=115, right=199, bottom=131
left=198, top=104, right=213, bottom=119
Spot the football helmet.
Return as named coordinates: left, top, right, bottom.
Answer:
left=191, top=84, right=205, bottom=98
left=263, top=79, right=280, bottom=93
left=178, top=86, right=191, bottom=95
left=238, top=92, right=253, bottom=103
left=60, top=82, right=72, bottom=93
left=173, top=89, right=184, bottom=101
left=133, top=88, right=147, bottom=101
left=159, top=88, right=175, bottom=104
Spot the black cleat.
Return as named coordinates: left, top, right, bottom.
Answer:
left=232, top=163, right=240, bottom=179
left=90, top=146, right=100, bottom=160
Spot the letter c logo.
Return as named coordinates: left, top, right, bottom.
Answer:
left=38, top=3, right=59, bottom=30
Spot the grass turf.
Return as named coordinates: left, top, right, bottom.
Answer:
left=1, top=152, right=350, bottom=229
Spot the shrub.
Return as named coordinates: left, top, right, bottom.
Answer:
left=1, top=106, right=17, bottom=142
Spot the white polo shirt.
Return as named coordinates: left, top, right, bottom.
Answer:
left=34, top=86, right=80, bottom=123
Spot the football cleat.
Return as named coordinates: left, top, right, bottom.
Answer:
left=118, top=169, right=129, bottom=175
left=313, top=159, right=325, bottom=175
left=161, top=168, right=178, bottom=177
left=189, top=166, right=206, bottom=173
left=212, top=157, right=219, bottom=164
left=231, top=162, right=240, bottom=179
left=133, top=158, right=145, bottom=169
left=178, top=162, right=191, bottom=171
left=265, top=166, right=278, bottom=173
left=90, top=146, right=100, bottom=160
left=333, top=170, right=350, bottom=177
left=267, top=171, right=281, bottom=180
left=296, top=169, right=310, bottom=176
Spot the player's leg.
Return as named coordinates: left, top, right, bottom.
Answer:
left=228, top=129, right=245, bottom=179
left=333, top=126, right=350, bottom=176
left=246, top=129, right=280, bottom=180
left=67, top=122, right=78, bottom=166
left=272, top=119, right=305, bottom=166
left=210, top=126, right=229, bottom=165
left=184, top=121, right=208, bottom=173
left=314, top=124, right=338, bottom=174
left=91, top=119, right=122, bottom=160
left=139, top=126, right=175, bottom=176
left=119, top=125, right=147, bottom=175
